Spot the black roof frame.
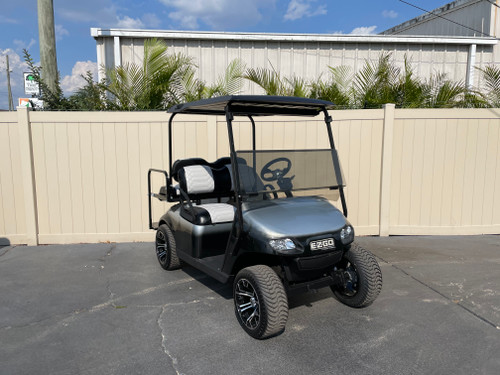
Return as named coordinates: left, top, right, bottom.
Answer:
left=167, top=95, right=334, bottom=117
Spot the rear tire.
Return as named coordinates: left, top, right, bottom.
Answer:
left=234, top=265, right=288, bottom=339
left=155, top=224, right=181, bottom=270
left=331, top=243, right=382, bottom=308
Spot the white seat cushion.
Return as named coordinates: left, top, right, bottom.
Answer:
left=183, top=165, right=215, bottom=194
left=197, top=203, right=235, bottom=224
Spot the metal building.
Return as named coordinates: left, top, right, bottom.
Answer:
left=91, top=1, right=497, bottom=93
left=382, top=0, right=497, bottom=38
left=382, top=0, right=500, bottom=65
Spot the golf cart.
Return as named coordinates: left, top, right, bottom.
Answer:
left=148, top=96, right=382, bottom=339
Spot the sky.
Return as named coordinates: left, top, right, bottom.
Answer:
left=0, top=0, right=450, bottom=109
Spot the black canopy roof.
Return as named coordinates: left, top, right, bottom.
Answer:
left=167, top=95, right=334, bottom=117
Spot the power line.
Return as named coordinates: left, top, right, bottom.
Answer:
left=485, top=0, right=500, bottom=10
left=397, top=0, right=493, bottom=38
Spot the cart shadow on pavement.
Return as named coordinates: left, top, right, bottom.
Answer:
left=287, top=288, right=335, bottom=309
left=180, top=266, right=233, bottom=299
left=179, top=264, right=336, bottom=309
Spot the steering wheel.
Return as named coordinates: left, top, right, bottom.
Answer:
left=260, top=157, right=292, bottom=182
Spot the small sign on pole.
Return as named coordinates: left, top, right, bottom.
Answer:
left=24, top=72, right=40, bottom=96
left=18, top=97, right=44, bottom=109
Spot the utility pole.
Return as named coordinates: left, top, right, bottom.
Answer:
left=6, top=55, right=14, bottom=111
left=37, top=0, right=58, bottom=93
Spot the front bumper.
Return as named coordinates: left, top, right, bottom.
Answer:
left=281, top=247, right=345, bottom=283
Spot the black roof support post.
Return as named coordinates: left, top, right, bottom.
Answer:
left=248, top=115, right=257, bottom=177
left=222, top=105, right=245, bottom=274
left=225, top=106, right=243, bottom=232
left=168, top=113, right=177, bottom=177
left=248, top=115, right=256, bottom=152
left=323, top=109, right=348, bottom=218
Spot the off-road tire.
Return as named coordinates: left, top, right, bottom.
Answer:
left=155, top=224, right=181, bottom=270
left=332, top=243, right=382, bottom=308
left=234, top=265, right=288, bottom=339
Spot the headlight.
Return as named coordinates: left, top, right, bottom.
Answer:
left=340, top=225, right=354, bottom=245
left=268, top=238, right=301, bottom=254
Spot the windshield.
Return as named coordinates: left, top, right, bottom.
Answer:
left=235, top=149, right=344, bottom=195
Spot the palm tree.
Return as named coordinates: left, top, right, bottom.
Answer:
left=352, top=53, right=400, bottom=108
left=105, top=38, right=193, bottom=110
left=421, top=73, right=474, bottom=108
left=176, top=59, right=245, bottom=103
left=392, top=57, right=427, bottom=108
left=243, top=63, right=310, bottom=97
left=476, top=65, right=500, bottom=107
left=310, top=66, right=354, bottom=108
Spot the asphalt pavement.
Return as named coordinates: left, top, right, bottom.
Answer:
left=0, top=235, right=499, bottom=375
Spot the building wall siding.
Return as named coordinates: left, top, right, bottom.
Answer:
left=110, top=36, right=491, bottom=91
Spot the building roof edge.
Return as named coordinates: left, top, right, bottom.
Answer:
left=90, top=28, right=497, bottom=45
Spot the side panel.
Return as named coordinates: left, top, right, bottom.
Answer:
left=162, top=208, right=232, bottom=258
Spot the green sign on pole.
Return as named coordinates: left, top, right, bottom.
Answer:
left=24, top=72, right=40, bottom=95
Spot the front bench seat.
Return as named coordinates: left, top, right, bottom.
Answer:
left=178, top=164, right=235, bottom=225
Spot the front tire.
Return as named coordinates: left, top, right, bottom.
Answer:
left=155, top=224, right=181, bottom=270
left=234, top=265, right=288, bottom=339
left=331, top=243, right=382, bottom=308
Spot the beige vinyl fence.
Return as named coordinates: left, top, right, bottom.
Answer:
left=0, top=106, right=499, bottom=246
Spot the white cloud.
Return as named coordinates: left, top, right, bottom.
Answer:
left=284, top=0, right=327, bottom=21
left=61, top=61, right=98, bottom=94
left=55, top=24, right=69, bottom=41
left=116, top=15, right=144, bottom=29
left=0, top=49, right=29, bottom=109
left=329, top=26, right=378, bottom=35
left=13, top=39, right=37, bottom=52
left=284, top=0, right=309, bottom=21
left=169, top=12, right=199, bottom=29
left=58, top=1, right=161, bottom=29
left=382, top=10, right=398, bottom=19
left=0, top=15, right=18, bottom=24
left=160, top=0, right=275, bottom=29
left=350, top=26, right=377, bottom=35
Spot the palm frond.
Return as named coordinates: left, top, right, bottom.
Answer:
left=310, top=68, right=353, bottom=108
left=244, top=67, right=285, bottom=95
left=477, top=65, right=500, bottom=107
left=285, top=76, right=309, bottom=97
left=104, top=38, right=195, bottom=110
left=209, top=59, right=246, bottom=96
left=423, top=73, right=467, bottom=108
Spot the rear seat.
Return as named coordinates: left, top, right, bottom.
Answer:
left=175, top=159, right=236, bottom=225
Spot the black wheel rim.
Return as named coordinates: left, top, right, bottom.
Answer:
left=235, top=278, right=260, bottom=330
left=339, top=261, right=359, bottom=297
left=155, top=230, right=168, bottom=265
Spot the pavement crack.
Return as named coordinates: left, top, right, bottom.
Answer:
left=105, top=278, right=117, bottom=308
left=99, top=243, right=116, bottom=263
left=88, top=276, right=209, bottom=313
left=155, top=299, right=206, bottom=375
left=0, top=308, right=86, bottom=331
left=99, top=244, right=117, bottom=307
left=0, top=246, right=16, bottom=259
left=157, top=305, right=182, bottom=375
left=376, top=254, right=499, bottom=330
